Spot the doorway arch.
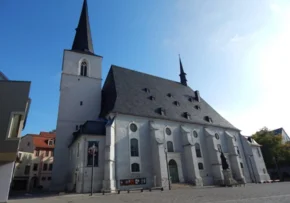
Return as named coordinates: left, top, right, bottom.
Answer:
left=169, top=159, right=179, bottom=183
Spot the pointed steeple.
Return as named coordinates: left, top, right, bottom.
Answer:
left=72, top=0, right=94, bottom=54
left=179, top=55, right=187, bottom=86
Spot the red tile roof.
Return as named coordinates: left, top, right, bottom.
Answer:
left=33, top=132, right=56, bottom=149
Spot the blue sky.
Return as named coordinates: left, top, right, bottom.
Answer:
left=1, top=0, right=289, bottom=135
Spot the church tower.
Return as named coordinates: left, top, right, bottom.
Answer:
left=51, top=0, right=102, bottom=191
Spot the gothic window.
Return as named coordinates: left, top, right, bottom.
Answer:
left=131, top=163, right=140, bottom=172
left=130, top=139, right=139, bottom=157
left=195, top=143, right=202, bottom=158
left=198, top=162, right=204, bottom=170
left=80, top=61, right=88, bottom=76
left=167, top=141, right=174, bottom=152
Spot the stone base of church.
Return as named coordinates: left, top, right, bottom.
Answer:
left=194, top=178, right=203, bottom=186
left=102, top=180, right=116, bottom=191
left=223, top=170, right=237, bottom=186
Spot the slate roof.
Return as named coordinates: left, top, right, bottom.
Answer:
left=100, top=65, right=239, bottom=130
left=72, top=0, right=94, bottom=54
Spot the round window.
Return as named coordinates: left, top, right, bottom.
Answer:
left=165, top=127, right=171, bottom=135
left=215, top=133, right=219, bottom=140
left=193, top=131, right=198, bottom=138
left=130, top=123, right=138, bottom=132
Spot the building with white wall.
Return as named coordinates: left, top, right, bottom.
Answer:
left=51, top=0, right=270, bottom=193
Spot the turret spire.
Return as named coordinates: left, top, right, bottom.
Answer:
left=179, top=55, right=187, bottom=86
left=72, top=0, right=94, bottom=54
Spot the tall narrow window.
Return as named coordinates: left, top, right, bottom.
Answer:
left=167, top=141, right=174, bottom=152
left=237, top=147, right=241, bottom=158
left=43, top=163, right=48, bottom=171
left=7, top=113, right=22, bottom=138
left=257, top=148, right=261, bottom=157
left=217, top=144, right=222, bottom=153
left=49, top=164, right=53, bottom=171
left=77, top=143, right=80, bottom=157
left=195, top=143, right=202, bottom=158
left=33, top=164, right=38, bottom=171
left=24, top=165, right=30, bottom=175
left=80, top=61, right=88, bottom=76
left=131, top=163, right=140, bottom=172
left=35, top=150, right=39, bottom=157
left=130, top=139, right=139, bottom=157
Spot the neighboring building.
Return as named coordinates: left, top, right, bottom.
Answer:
left=12, top=132, right=55, bottom=191
left=51, top=0, right=270, bottom=193
left=0, top=72, right=31, bottom=202
left=271, top=128, right=290, bottom=144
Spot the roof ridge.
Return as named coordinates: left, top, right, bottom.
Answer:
left=111, top=65, right=191, bottom=89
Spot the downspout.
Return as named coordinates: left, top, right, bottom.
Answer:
left=240, top=134, right=253, bottom=183
left=82, top=137, right=86, bottom=193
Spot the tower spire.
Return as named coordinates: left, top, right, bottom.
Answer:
left=72, top=0, right=94, bottom=54
left=179, top=55, right=187, bottom=86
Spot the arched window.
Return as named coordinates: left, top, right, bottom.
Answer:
left=167, top=141, right=174, bottom=152
left=80, top=61, right=88, bottom=76
left=195, top=143, right=202, bottom=158
left=130, top=139, right=139, bottom=157
left=198, top=162, right=204, bottom=170
left=131, top=163, right=140, bottom=172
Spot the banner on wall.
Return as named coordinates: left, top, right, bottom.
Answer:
left=120, top=178, right=146, bottom=186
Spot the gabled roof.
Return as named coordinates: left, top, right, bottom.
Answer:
left=100, top=65, right=239, bottom=130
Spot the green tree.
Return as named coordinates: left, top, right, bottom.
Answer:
left=252, top=127, right=290, bottom=180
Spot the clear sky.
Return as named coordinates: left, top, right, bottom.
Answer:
left=1, top=0, right=289, bottom=136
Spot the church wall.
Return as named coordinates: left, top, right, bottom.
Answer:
left=114, top=113, right=250, bottom=188
left=52, top=50, right=103, bottom=191
left=68, top=135, right=105, bottom=193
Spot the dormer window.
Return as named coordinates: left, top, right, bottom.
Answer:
left=167, top=93, right=173, bottom=98
left=48, top=140, right=54, bottom=146
left=204, top=116, right=213, bottom=123
left=173, top=101, right=180, bottom=106
left=157, top=108, right=166, bottom=116
left=194, top=105, right=201, bottom=110
left=148, top=96, right=155, bottom=101
left=183, top=112, right=191, bottom=120
left=80, top=61, right=88, bottom=76
left=143, top=88, right=150, bottom=93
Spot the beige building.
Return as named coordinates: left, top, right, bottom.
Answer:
left=12, top=132, right=55, bottom=191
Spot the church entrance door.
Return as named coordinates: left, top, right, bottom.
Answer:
left=169, top=159, right=179, bottom=183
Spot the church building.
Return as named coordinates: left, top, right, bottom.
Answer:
left=51, top=0, right=270, bottom=193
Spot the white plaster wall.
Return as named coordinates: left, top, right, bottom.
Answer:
left=52, top=50, right=102, bottom=191
left=114, top=114, right=244, bottom=189
left=0, top=162, right=14, bottom=203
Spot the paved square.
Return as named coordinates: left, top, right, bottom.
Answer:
left=9, top=183, right=290, bottom=203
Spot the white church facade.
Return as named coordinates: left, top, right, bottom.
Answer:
left=51, top=0, right=270, bottom=193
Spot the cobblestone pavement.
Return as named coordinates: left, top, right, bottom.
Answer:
left=9, top=182, right=290, bottom=203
